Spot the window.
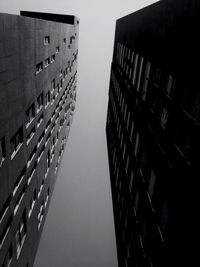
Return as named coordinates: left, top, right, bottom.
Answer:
left=14, top=185, right=26, bottom=216
left=37, top=92, right=43, bottom=112
left=63, top=38, right=67, bottom=44
left=165, top=74, right=175, bottom=98
left=26, top=126, right=35, bottom=145
left=27, top=146, right=36, bottom=168
left=45, top=149, right=51, bottom=177
left=56, top=46, right=60, bottom=53
left=45, top=119, right=51, bottom=134
left=16, top=209, right=26, bottom=258
left=0, top=196, right=10, bottom=226
left=132, top=53, right=139, bottom=86
left=160, top=107, right=169, bottom=130
left=129, top=171, right=134, bottom=192
left=51, top=78, right=56, bottom=93
left=37, top=113, right=43, bottom=128
left=148, top=169, right=156, bottom=198
left=28, top=162, right=37, bottom=185
left=37, top=144, right=45, bottom=164
left=0, top=136, right=6, bottom=166
left=36, top=62, right=43, bottom=74
left=44, top=57, right=50, bottom=67
left=134, top=133, right=140, bottom=159
left=12, top=167, right=26, bottom=197
left=136, top=57, right=144, bottom=92
left=38, top=201, right=45, bottom=229
left=10, top=127, right=23, bottom=159
left=38, top=180, right=44, bottom=199
left=141, top=61, right=151, bottom=100
left=45, top=91, right=50, bottom=108
left=2, top=244, right=12, bottom=267
left=44, top=36, right=50, bottom=45
left=153, top=67, right=162, bottom=87
left=50, top=54, right=55, bottom=63
left=0, top=216, right=12, bottom=250
left=26, top=104, right=35, bottom=127
left=28, top=189, right=36, bottom=218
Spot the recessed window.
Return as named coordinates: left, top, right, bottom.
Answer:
left=28, top=162, right=37, bottom=185
left=14, top=184, right=26, bottom=216
left=28, top=189, right=36, bottom=218
left=160, top=107, right=169, bottom=130
left=37, top=113, right=43, bottom=128
left=165, top=74, right=175, bottom=99
left=136, top=56, right=144, bottom=92
left=56, top=46, right=60, bottom=53
left=27, top=126, right=35, bottom=145
left=2, top=244, right=13, bottom=267
left=27, top=146, right=36, bottom=168
left=153, top=67, right=162, bottom=88
left=44, top=57, right=50, bottom=67
left=45, top=91, right=50, bottom=108
left=26, top=104, right=35, bottom=127
left=0, top=217, right=12, bottom=251
left=12, top=167, right=26, bottom=197
left=0, top=136, right=6, bottom=166
left=10, top=127, right=23, bottom=159
left=141, top=61, right=151, bottom=101
left=63, top=38, right=67, bottom=44
left=51, top=78, right=55, bottom=93
left=50, top=54, right=55, bottom=63
left=132, top=53, right=139, bottom=87
left=37, top=92, right=43, bottom=113
left=134, top=132, right=140, bottom=159
left=44, top=36, right=50, bottom=45
left=36, top=62, right=43, bottom=74
left=148, top=169, right=156, bottom=198
left=16, top=209, right=26, bottom=258
left=45, top=149, right=51, bottom=177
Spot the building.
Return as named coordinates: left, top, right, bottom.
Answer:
left=106, top=0, right=199, bottom=266
left=0, top=11, right=78, bottom=267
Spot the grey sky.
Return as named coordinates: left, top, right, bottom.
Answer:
left=0, top=1, right=158, bottom=266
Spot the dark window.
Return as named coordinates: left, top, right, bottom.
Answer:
left=0, top=136, right=6, bottom=165
left=50, top=54, right=55, bottom=63
left=2, top=244, right=13, bottom=267
left=160, top=107, right=169, bottom=130
left=10, top=127, right=23, bottom=157
left=26, top=104, right=35, bottom=126
left=45, top=91, right=50, bottom=107
left=36, top=62, right=43, bottom=74
left=37, top=113, right=43, bottom=128
left=153, top=67, right=162, bottom=87
left=141, top=61, right=151, bottom=100
left=44, top=36, right=50, bottom=45
left=16, top=209, right=26, bottom=258
left=63, top=38, right=67, bottom=44
left=37, top=92, right=43, bottom=112
left=44, top=57, right=50, bottom=67
left=51, top=79, right=56, bottom=92
left=165, top=74, right=175, bottom=99
left=27, top=126, right=35, bottom=144
left=56, top=46, right=60, bottom=53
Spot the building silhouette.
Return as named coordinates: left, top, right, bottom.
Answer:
left=0, top=11, right=78, bottom=267
left=106, top=0, right=199, bottom=266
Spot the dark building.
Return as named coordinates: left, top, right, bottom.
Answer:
left=106, top=1, right=199, bottom=266
left=0, top=11, right=78, bottom=267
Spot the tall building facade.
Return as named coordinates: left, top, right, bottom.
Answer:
left=0, top=11, right=79, bottom=267
left=106, top=1, right=199, bottom=266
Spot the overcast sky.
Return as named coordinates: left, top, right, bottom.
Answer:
left=0, top=1, right=158, bottom=266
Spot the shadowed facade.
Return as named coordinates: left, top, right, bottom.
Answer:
left=106, top=0, right=199, bottom=266
left=0, top=11, right=78, bottom=267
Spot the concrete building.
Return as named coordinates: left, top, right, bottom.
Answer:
left=106, top=0, right=199, bottom=266
left=0, top=11, right=78, bottom=267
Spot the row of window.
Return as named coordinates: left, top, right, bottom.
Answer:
left=0, top=71, right=77, bottom=167
left=116, top=42, right=175, bottom=99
